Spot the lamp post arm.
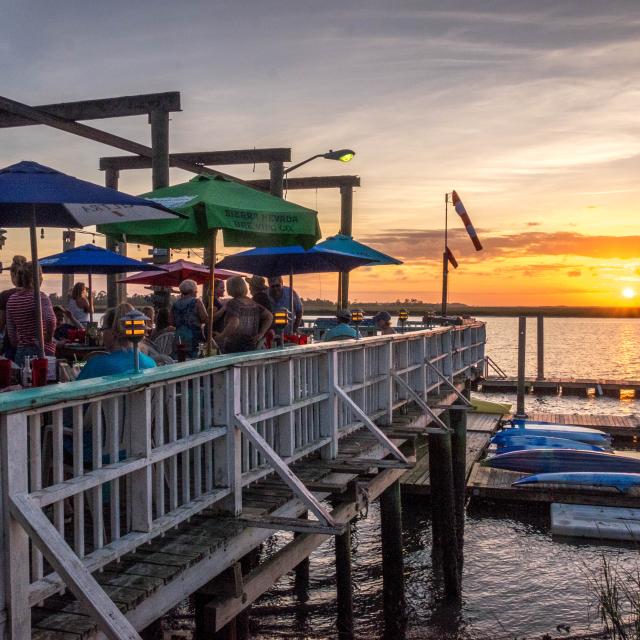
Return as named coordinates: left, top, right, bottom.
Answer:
left=283, top=154, right=324, bottom=175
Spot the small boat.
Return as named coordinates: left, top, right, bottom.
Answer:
left=513, top=472, right=640, bottom=494
left=482, top=449, right=640, bottom=474
left=470, top=396, right=512, bottom=414
left=493, top=434, right=607, bottom=454
left=494, top=424, right=610, bottom=446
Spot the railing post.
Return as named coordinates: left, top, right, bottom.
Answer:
left=129, top=388, right=153, bottom=532
left=277, top=359, right=295, bottom=458
left=515, top=317, right=528, bottom=418
left=537, top=315, right=544, bottom=380
left=226, top=367, right=243, bottom=515
left=320, top=350, right=339, bottom=459
left=381, top=340, right=394, bottom=425
left=1, top=413, right=31, bottom=638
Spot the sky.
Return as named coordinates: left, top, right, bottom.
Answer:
left=0, top=0, right=639, bottom=307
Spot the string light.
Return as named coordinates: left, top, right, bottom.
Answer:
left=40, top=228, right=45, bottom=239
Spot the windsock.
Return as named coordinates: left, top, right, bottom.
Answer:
left=451, top=190, right=483, bottom=251
left=445, top=246, right=458, bottom=269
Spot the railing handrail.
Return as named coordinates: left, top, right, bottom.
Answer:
left=0, top=324, right=484, bottom=415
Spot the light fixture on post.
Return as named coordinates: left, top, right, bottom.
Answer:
left=283, top=149, right=355, bottom=175
left=121, top=309, right=149, bottom=372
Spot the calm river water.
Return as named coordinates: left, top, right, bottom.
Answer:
left=162, top=317, right=640, bottom=640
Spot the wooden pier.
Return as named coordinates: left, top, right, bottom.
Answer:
left=0, top=323, right=486, bottom=640
left=481, top=376, right=640, bottom=398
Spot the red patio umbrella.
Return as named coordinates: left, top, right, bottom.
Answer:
left=118, top=259, right=239, bottom=287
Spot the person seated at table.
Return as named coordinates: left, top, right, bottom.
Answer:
left=76, top=304, right=156, bottom=380
left=5, top=260, right=57, bottom=365
left=53, top=305, right=83, bottom=341
left=67, top=282, right=92, bottom=325
left=149, top=307, right=173, bottom=340
left=0, top=255, right=27, bottom=359
left=322, top=309, right=360, bottom=342
left=141, top=306, right=155, bottom=331
left=268, top=276, right=302, bottom=333
left=373, top=311, right=396, bottom=335
left=170, top=279, right=208, bottom=359
left=214, top=276, right=272, bottom=354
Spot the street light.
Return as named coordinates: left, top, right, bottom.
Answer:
left=283, top=148, right=355, bottom=175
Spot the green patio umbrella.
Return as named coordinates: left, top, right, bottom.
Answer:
left=98, top=174, right=321, bottom=353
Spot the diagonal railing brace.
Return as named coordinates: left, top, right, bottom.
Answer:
left=234, top=413, right=337, bottom=528
left=333, top=385, right=408, bottom=464
left=390, top=372, right=450, bottom=433
left=10, top=493, right=142, bottom=640
left=424, top=360, right=472, bottom=406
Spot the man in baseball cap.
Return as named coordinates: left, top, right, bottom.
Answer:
left=322, top=308, right=360, bottom=342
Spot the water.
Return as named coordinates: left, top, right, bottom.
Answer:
left=161, top=317, right=640, bottom=639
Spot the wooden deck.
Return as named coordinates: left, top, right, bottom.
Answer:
left=400, top=413, right=501, bottom=494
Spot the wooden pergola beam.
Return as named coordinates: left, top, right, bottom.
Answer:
left=99, top=148, right=292, bottom=171
left=0, top=92, right=181, bottom=128
left=248, top=175, right=360, bottom=190
left=0, top=95, right=246, bottom=184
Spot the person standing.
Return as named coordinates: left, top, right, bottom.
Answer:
left=245, top=275, right=272, bottom=311
left=6, top=261, right=57, bottom=365
left=267, top=275, right=302, bottom=333
left=0, top=255, right=27, bottom=358
left=169, top=279, right=209, bottom=359
left=68, top=282, right=92, bottom=325
left=214, top=276, right=272, bottom=354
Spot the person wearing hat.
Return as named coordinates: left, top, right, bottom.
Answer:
left=322, top=309, right=360, bottom=342
left=373, top=311, right=395, bottom=335
left=245, top=275, right=272, bottom=312
left=267, top=276, right=302, bottom=333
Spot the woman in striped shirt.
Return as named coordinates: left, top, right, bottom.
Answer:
left=6, top=261, right=56, bottom=365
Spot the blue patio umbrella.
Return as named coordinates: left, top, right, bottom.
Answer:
left=315, top=234, right=403, bottom=266
left=40, top=244, right=161, bottom=322
left=216, top=244, right=378, bottom=322
left=0, top=161, right=181, bottom=356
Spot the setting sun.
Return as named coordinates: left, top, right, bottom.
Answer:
left=622, top=287, right=636, bottom=300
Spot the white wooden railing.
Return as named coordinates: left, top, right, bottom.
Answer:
left=0, top=323, right=485, bottom=639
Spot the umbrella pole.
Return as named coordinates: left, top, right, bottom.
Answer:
left=29, top=206, right=45, bottom=358
left=207, top=229, right=218, bottom=356
left=88, top=272, right=93, bottom=323
left=289, top=269, right=294, bottom=333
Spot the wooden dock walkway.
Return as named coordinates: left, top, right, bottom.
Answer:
left=481, top=376, right=640, bottom=398
left=400, top=413, right=501, bottom=494
left=515, top=412, right=640, bottom=440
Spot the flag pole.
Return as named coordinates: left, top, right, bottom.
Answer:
left=441, top=193, right=449, bottom=316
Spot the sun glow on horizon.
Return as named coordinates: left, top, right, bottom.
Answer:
left=622, top=287, right=636, bottom=300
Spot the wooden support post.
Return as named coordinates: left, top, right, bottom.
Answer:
left=104, top=168, right=127, bottom=307
left=428, top=429, right=460, bottom=600
left=338, top=184, right=353, bottom=310
left=515, top=316, right=527, bottom=418
left=269, top=160, right=284, bottom=197
left=335, top=521, right=354, bottom=639
left=450, top=391, right=469, bottom=577
left=537, top=314, right=544, bottom=380
left=195, top=564, right=243, bottom=640
left=149, top=108, right=171, bottom=308
left=61, top=230, right=75, bottom=299
left=379, top=481, right=407, bottom=637
left=294, top=513, right=310, bottom=602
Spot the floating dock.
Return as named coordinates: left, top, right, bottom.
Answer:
left=481, top=376, right=640, bottom=399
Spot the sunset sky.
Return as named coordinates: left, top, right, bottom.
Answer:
left=1, top=0, right=639, bottom=307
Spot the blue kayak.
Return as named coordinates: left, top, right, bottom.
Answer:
left=483, top=449, right=640, bottom=474
left=494, top=425, right=610, bottom=446
left=513, top=472, right=640, bottom=494
left=493, top=434, right=608, bottom=454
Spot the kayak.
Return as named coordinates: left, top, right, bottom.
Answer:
left=513, top=472, right=640, bottom=494
left=470, top=396, right=512, bottom=414
left=493, top=435, right=608, bottom=454
left=494, top=425, right=610, bottom=446
left=482, top=449, right=640, bottom=474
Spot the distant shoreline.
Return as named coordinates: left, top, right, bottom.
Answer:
left=301, top=303, right=640, bottom=319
